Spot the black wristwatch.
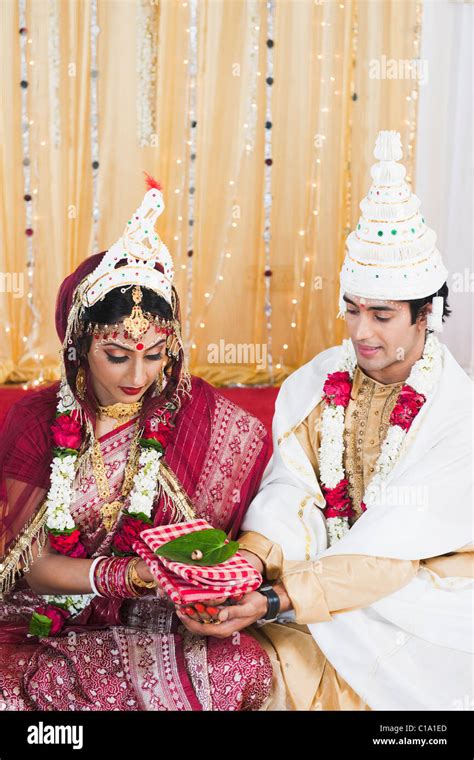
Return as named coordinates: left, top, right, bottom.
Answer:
left=257, top=583, right=281, bottom=623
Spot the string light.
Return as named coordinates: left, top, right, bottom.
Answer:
left=262, top=0, right=275, bottom=382
left=405, top=0, right=422, bottom=185
left=188, top=1, right=262, bottom=358
left=17, top=2, right=42, bottom=389
left=183, top=0, right=198, bottom=354
left=90, top=0, right=101, bottom=251
left=275, top=0, right=333, bottom=373
left=137, top=0, right=159, bottom=147
left=48, top=0, right=61, bottom=148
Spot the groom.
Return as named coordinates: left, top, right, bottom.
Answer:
left=177, top=131, right=473, bottom=711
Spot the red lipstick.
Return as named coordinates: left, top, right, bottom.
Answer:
left=119, top=386, right=144, bottom=396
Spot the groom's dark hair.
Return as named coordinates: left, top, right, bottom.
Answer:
left=407, top=281, right=451, bottom=325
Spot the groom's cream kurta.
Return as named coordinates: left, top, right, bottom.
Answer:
left=241, top=345, right=473, bottom=711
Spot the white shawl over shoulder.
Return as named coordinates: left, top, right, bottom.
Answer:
left=243, top=343, right=473, bottom=710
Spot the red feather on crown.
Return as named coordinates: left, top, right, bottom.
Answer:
left=143, top=171, right=163, bottom=191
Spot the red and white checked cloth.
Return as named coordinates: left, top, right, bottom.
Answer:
left=132, top=519, right=262, bottom=605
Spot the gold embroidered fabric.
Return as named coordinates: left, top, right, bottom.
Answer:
left=294, top=365, right=404, bottom=524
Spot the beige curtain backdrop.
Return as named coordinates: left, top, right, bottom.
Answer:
left=0, top=0, right=420, bottom=386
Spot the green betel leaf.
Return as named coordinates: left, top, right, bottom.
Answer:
left=28, top=612, right=53, bottom=637
left=154, top=529, right=240, bottom=566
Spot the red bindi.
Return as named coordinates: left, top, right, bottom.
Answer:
left=136, top=342, right=144, bottom=351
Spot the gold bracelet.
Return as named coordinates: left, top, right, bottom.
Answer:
left=129, top=558, right=158, bottom=591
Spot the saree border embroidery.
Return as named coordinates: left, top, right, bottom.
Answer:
left=0, top=499, right=48, bottom=598
left=113, top=628, right=199, bottom=711
left=182, top=632, right=213, bottom=711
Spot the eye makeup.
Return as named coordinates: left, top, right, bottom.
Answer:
left=105, top=352, right=163, bottom=364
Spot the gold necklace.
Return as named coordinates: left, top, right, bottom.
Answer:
left=91, top=422, right=142, bottom=531
left=97, top=400, right=143, bottom=430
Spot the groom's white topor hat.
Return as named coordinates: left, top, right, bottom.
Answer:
left=338, top=131, right=448, bottom=330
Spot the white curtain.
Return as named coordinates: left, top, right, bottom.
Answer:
left=416, top=0, right=473, bottom=375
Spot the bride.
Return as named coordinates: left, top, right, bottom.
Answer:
left=0, top=177, right=272, bottom=711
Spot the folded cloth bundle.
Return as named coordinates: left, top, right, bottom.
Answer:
left=132, top=519, right=263, bottom=605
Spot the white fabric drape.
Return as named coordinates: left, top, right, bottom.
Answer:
left=416, top=0, right=473, bottom=375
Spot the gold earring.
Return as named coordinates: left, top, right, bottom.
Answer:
left=155, top=367, right=165, bottom=395
left=76, top=366, right=87, bottom=400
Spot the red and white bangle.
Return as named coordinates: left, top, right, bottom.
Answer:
left=89, top=556, right=107, bottom=597
left=92, top=556, right=143, bottom=599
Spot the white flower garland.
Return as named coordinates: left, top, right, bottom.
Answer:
left=319, top=334, right=443, bottom=545
left=126, top=447, right=163, bottom=519
left=43, top=594, right=94, bottom=617
left=44, top=396, right=163, bottom=617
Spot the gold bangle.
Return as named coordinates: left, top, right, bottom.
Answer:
left=129, top=558, right=158, bottom=591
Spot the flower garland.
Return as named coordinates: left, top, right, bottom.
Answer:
left=318, top=334, right=443, bottom=545
left=29, top=398, right=175, bottom=637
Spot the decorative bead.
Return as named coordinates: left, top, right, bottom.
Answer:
left=19, top=27, right=28, bottom=34
left=264, top=269, right=272, bottom=277
left=377, top=230, right=383, bottom=237
left=92, top=160, right=99, bottom=170
left=352, top=92, right=358, bottom=101
left=391, top=229, right=397, bottom=235
left=187, top=250, right=193, bottom=257
left=23, top=158, right=30, bottom=166
left=265, top=158, right=273, bottom=166
left=266, top=39, right=274, bottom=48
left=191, top=120, right=197, bottom=128
left=20, top=80, right=28, bottom=88
left=266, top=76, right=273, bottom=86
left=24, top=194, right=32, bottom=202
left=265, top=121, right=272, bottom=129
left=25, top=228, right=34, bottom=236
left=189, top=187, right=195, bottom=194
left=190, top=153, right=196, bottom=160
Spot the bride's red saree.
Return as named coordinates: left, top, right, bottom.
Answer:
left=0, top=254, right=272, bottom=711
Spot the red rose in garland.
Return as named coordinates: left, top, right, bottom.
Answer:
left=112, top=514, right=150, bottom=556
left=321, top=478, right=354, bottom=519
left=49, top=529, right=85, bottom=555
left=322, top=371, right=352, bottom=407
left=51, top=411, right=83, bottom=450
left=143, top=416, right=174, bottom=448
left=390, top=385, right=426, bottom=431
left=29, top=604, right=71, bottom=637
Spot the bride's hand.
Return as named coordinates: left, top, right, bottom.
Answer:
left=136, top=559, right=165, bottom=597
left=177, top=597, right=229, bottom=624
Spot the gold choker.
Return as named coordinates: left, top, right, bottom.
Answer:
left=97, top=400, right=143, bottom=425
